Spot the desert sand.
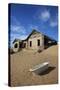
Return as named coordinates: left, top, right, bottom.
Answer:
left=10, top=45, right=58, bottom=86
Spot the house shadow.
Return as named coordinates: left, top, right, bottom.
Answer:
left=37, top=43, right=57, bottom=54
left=38, top=66, right=56, bottom=76
left=44, top=44, right=57, bottom=50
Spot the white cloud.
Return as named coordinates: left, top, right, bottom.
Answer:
left=10, top=16, right=28, bottom=47
left=29, top=24, right=38, bottom=30
left=10, top=25, right=27, bottom=35
left=33, top=9, right=50, bottom=22
left=11, top=33, right=28, bottom=41
left=18, top=35, right=28, bottom=40
left=39, top=10, right=50, bottom=22
left=50, top=21, right=57, bottom=27
left=35, top=9, right=58, bottom=27
left=50, top=21, right=58, bottom=27
left=11, top=16, right=20, bottom=26
left=10, top=16, right=27, bottom=35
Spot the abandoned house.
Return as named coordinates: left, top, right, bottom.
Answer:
left=12, top=29, right=57, bottom=52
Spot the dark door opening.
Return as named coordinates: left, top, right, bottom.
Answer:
left=14, top=43, right=18, bottom=48
left=24, top=43, right=26, bottom=48
left=37, top=39, right=40, bottom=46
left=30, top=41, right=32, bottom=47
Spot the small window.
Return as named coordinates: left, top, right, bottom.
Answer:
left=30, top=41, right=32, bottom=47
left=37, top=39, right=40, bottom=46
left=14, top=43, right=18, bottom=48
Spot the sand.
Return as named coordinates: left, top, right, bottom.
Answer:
left=10, top=45, right=58, bottom=86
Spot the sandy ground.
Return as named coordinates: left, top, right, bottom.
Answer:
left=10, top=45, right=58, bottom=86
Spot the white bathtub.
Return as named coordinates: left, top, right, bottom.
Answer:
left=29, top=62, right=49, bottom=74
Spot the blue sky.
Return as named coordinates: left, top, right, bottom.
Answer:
left=9, top=4, right=58, bottom=47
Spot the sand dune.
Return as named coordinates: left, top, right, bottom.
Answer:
left=10, top=45, right=58, bottom=86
